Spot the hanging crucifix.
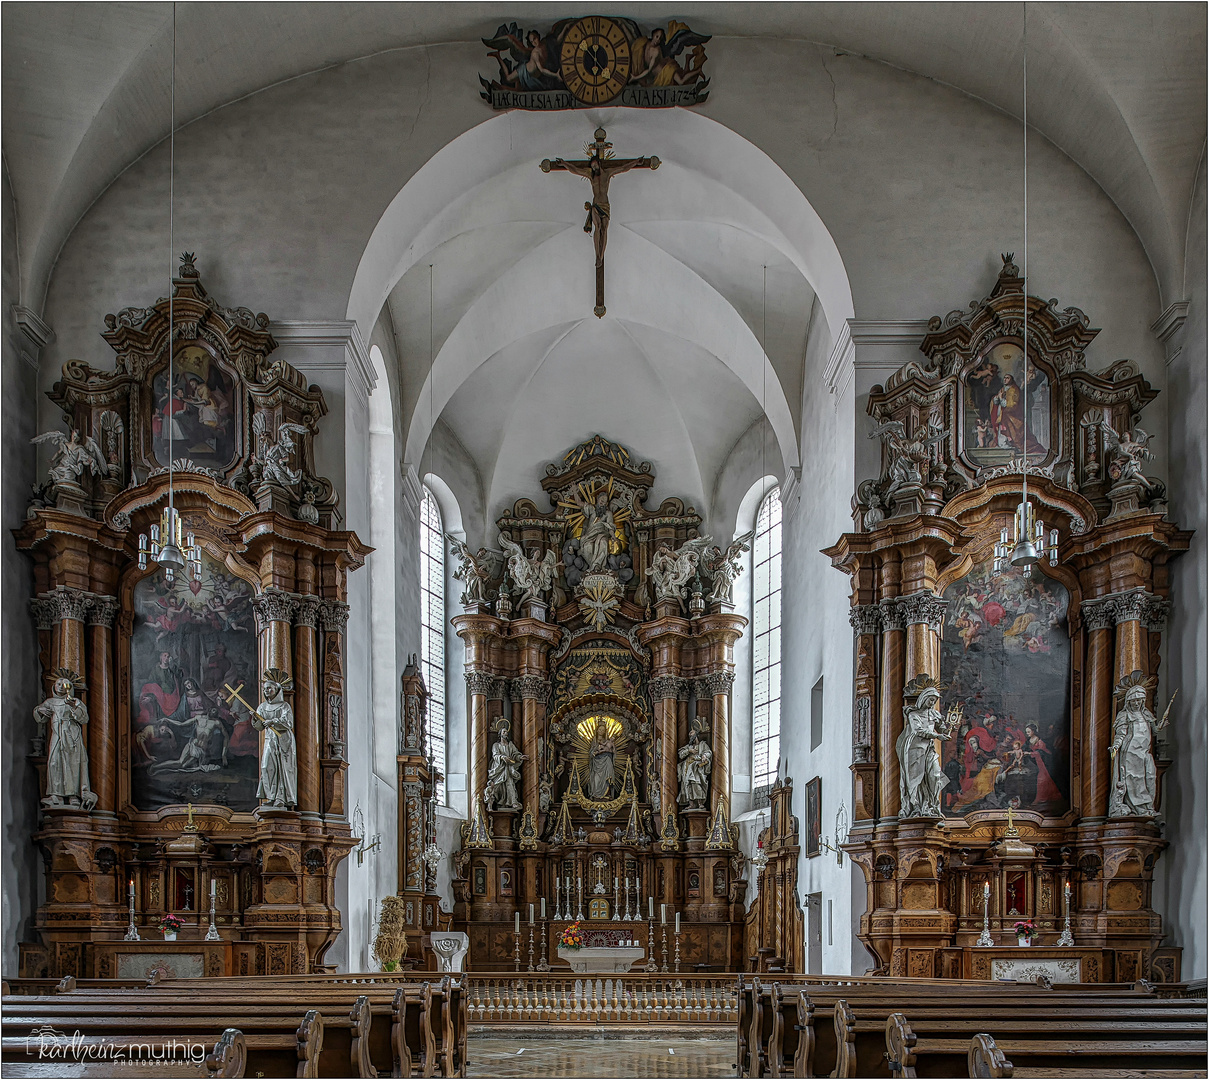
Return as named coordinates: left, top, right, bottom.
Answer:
left=541, top=127, right=660, bottom=317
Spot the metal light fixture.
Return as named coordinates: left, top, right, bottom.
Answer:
left=751, top=808, right=770, bottom=873
left=993, top=7, right=1058, bottom=578
left=137, top=8, right=201, bottom=585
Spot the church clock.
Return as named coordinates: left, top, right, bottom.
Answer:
left=560, top=16, right=631, bottom=105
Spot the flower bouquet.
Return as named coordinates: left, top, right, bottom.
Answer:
left=559, top=921, right=585, bottom=950
left=159, top=913, right=182, bottom=941
left=1013, top=919, right=1035, bottom=946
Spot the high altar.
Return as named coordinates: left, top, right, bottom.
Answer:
left=827, top=257, right=1189, bottom=983
left=446, top=436, right=752, bottom=970
left=15, top=258, right=383, bottom=979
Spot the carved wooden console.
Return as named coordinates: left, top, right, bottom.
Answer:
left=15, top=257, right=369, bottom=979
left=826, top=257, right=1189, bottom=983
left=744, top=776, right=804, bottom=973
left=446, top=437, right=750, bottom=970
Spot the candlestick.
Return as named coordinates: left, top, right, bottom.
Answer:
left=577, top=878, right=584, bottom=921
left=661, top=921, right=669, bottom=973
left=612, top=876, right=621, bottom=921
left=1056, top=879, right=1075, bottom=947
left=205, top=882, right=220, bottom=941
left=674, top=924, right=681, bottom=975
left=527, top=920, right=535, bottom=971
left=513, top=925, right=521, bottom=973
left=645, top=919, right=657, bottom=973
left=976, top=879, right=994, bottom=948
left=623, top=877, right=632, bottom=922
left=553, top=877, right=562, bottom=921
left=124, top=879, right=140, bottom=941
left=537, top=919, right=549, bottom=972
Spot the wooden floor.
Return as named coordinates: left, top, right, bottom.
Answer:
left=466, top=1033, right=738, bottom=1078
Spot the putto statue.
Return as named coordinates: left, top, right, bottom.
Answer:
left=239, top=669, right=297, bottom=810
left=896, top=676, right=962, bottom=819
left=704, top=531, right=754, bottom=605
left=676, top=726, right=713, bottom=809
left=484, top=719, right=525, bottom=811
left=31, top=427, right=108, bottom=492
left=1108, top=671, right=1175, bottom=819
left=33, top=673, right=98, bottom=811
left=499, top=534, right=559, bottom=606
left=648, top=535, right=714, bottom=602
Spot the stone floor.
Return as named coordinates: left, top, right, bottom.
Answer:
left=465, top=1033, right=738, bottom=1078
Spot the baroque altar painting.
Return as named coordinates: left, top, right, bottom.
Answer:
left=939, top=557, right=1070, bottom=817
left=151, top=346, right=238, bottom=470
left=963, top=342, right=1051, bottom=467
left=129, top=551, right=260, bottom=811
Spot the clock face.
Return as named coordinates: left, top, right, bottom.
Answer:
left=560, top=16, right=632, bottom=105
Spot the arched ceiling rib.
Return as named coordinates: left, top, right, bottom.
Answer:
left=3, top=3, right=1204, bottom=311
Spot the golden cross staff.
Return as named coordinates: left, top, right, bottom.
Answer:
left=224, top=682, right=254, bottom=712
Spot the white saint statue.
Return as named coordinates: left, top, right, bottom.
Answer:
left=33, top=676, right=98, bottom=811
left=676, top=732, right=712, bottom=809
left=1108, top=676, right=1173, bottom=819
left=896, top=683, right=959, bottom=819
left=246, top=670, right=297, bottom=809
left=485, top=721, right=525, bottom=810
left=574, top=490, right=616, bottom=573
left=586, top=718, right=617, bottom=800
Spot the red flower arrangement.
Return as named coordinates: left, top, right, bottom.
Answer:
left=159, top=913, right=183, bottom=934
left=559, top=921, right=585, bottom=950
left=1013, top=919, right=1035, bottom=941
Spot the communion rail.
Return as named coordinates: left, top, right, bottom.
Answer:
left=463, top=972, right=737, bottom=1025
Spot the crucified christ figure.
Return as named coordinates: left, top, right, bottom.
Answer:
left=541, top=127, right=660, bottom=317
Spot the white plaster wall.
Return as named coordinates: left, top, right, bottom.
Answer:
left=1, top=168, right=44, bottom=976
left=1155, top=152, right=1207, bottom=981
left=778, top=299, right=864, bottom=973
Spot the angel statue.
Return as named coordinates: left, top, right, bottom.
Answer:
left=648, top=535, right=714, bottom=602
left=448, top=536, right=502, bottom=606
left=704, top=531, right=754, bottom=604
left=869, top=418, right=950, bottom=494
left=33, top=673, right=98, bottom=811
left=484, top=720, right=525, bottom=811
left=896, top=677, right=962, bottom=819
left=1099, top=420, right=1160, bottom=493
left=31, top=427, right=107, bottom=492
left=1109, top=671, right=1176, bottom=819
left=499, top=534, right=559, bottom=606
left=251, top=414, right=308, bottom=490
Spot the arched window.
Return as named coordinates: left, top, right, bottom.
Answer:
left=752, top=487, right=782, bottom=792
left=420, top=486, right=446, bottom=801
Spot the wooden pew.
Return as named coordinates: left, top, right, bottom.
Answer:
left=967, top=1031, right=1209, bottom=1079
left=885, top=1011, right=1209, bottom=1079
left=2, top=1002, right=322, bottom=1078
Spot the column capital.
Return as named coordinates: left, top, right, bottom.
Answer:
left=649, top=675, right=685, bottom=702
left=293, top=596, right=321, bottom=628
left=35, top=586, right=94, bottom=623
left=318, top=599, right=350, bottom=633
left=465, top=670, right=498, bottom=697
left=1079, top=594, right=1118, bottom=632
left=252, top=589, right=297, bottom=629
left=896, top=591, right=948, bottom=632
left=86, top=594, right=120, bottom=628
left=849, top=604, right=883, bottom=636
left=511, top=675, right=551, bottom=702
left=1083, top=588, right=1169, bottom=631
left=879, top=596, right=907, bottom=632
left=703, top=670, right=735, bottom=695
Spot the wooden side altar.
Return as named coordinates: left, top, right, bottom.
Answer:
left=14, top=257, right=384, bottom=979
left=444, top=436, right=752, bottom=971
left=826, top=257, right=1189, bottom=984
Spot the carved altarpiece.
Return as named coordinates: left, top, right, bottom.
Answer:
left=827, top=258, right=1189, bottom=983
left=448, top=437, right=750, bottom=969
left=744, top=777, right=805, bottom=974
left=16, top=258, right=370, bottom=979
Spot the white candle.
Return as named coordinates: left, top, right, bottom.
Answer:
left=614, top=876, right=618, bottom=889
left=675, top=911, right=680, bottom=933
left=661, top=904, right=666, bottom=925
left=211, top=879, right=216, bottom=899
left=529, top=903, right=534, bottom=924
left=983, top=881, right=990, bottom=898
left=649, top=896, right=654, bottom=919
left=128, top=879, right=134, bottom=900
left=514, top=911, right=520, bottom=933
left=541, top=898, right=546, bottom=918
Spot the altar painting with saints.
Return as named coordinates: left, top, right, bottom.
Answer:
left=939, top=557, right=1071, bottom=817
left=151, top=345, right=238, bottom=470
left=129, top=551, right=260, bottom=810
left=963, top=342, right=1052, bottom=466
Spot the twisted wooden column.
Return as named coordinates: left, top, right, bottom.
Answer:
left=1080, top=596, right=1116, bottom=821
left=39, top=586, right=91, bottom=684
left=293, top=597, right=321, bottom=817
left=877, top=597, right=907, bottom=819
left=512, top=675, right=550, bottom=817
left=649, top=676, right=682, bottom=820
left=706, top=670, right=735, bottom=817
left=899, top=592, right=947, bottom=683
left=86, top=596, right=119, bottom=815
left=466, top=672, right=497, bottom=806
left=252, top=590, right=296, bottom=678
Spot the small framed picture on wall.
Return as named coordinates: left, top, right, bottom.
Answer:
left=805, top=776, right=822, bottom=858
